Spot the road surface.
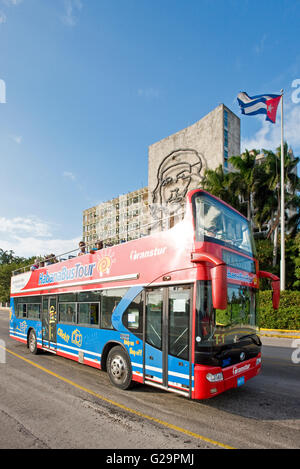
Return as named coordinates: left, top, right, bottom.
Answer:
left=0, top=309, right=299, bottom=450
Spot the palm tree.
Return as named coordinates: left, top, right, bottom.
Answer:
left=254, top=143, right=300, bottom=265
left=228, top=149, right=261, bottom=222
left=200, top=165, right=242, bottom=212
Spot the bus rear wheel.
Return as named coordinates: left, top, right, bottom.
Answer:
left=106, top=346, right=132, bottom=390
left=28, top=329, right=38, bottom=355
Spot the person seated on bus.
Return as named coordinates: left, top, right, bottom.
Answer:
left=78, top=241, right=86, bottom=256
left=50, top=254, right=58, bottom=263
left=44, top=254, right=53, bottom=266
left=30, top=259, right=40, bottom=271
left=90, top=240, right=103, bottom=254
left=66, top=306, right=74, bottom=323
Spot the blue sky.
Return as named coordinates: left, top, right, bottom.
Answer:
left=0, top=0, right=300, bottom=257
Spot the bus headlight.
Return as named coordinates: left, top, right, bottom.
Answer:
left=206, top=372, right=223, bottom=383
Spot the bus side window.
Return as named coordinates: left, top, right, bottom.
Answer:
left=78, top=302, right=99, bottom=326
left=101, top=288, right=128, bottom=330
left=27, top=303, right=40, bottom=320
left=122, top=293, right=143, bottom=338
left=13, top=298, right=18, bottom=317
left=59, top=303, right=76, bottom=323
left=19, top=303, right=27, bottom=318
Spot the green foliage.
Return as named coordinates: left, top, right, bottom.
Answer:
left=0, top=248, right=26, bottom=265
left=258, top=290, right=300, bottom=329
left=200, top=141, right=300, bottom=290
left=0, top=249, right=34, bottom=303
left=229, top=149, right=260, bottom=220
left=293, top=233, right=300, bottom=288
left=200, top=164, right=243, bottom=213
left=255, top=238, right=276, bottom=271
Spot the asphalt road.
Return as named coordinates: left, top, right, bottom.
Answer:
left=0, top=309, right=299, bottom=450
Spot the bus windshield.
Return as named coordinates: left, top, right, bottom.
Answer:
left=196, top=281, right=259, bottom=347
left=193, top=193, right=256, bottom=256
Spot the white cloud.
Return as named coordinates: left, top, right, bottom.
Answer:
left=0, top=0, right=22, bottom=24
left=0, top=215, right=80, bottom=258
left=0, top=216, right=52, bottom=237
left=10, top=134, right=22, bottom=144
left=63, top=171, right=76, bottom=181
left=61, top=0, right=82, bottom=27
left=2, top=0, right=22, bottom=5
left=242, top=98, right=300, bottom=154
left=2, top=236, right=81, bottom=259
left=253, top=34, right=267, bottom=56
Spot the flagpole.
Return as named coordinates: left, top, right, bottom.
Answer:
left=280, top=89, right=285, bottom=291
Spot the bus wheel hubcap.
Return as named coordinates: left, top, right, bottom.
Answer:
left=29, top=334, right=35, bottom=351
left=111, top=356, right=125, bottom=379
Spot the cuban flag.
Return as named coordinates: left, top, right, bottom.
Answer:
left=237, top=92, right=281, bottom=123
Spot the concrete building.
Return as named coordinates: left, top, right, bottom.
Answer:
left=83, top=104, right=240, bottom=245
left=83, top=187, right=149, bottom=247
left=148, top=104, right=240, bottom=208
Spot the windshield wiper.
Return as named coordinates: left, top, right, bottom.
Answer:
left=237, top=333, right=261, bottom=346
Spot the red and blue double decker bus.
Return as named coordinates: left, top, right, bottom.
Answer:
left=9, top=189, right=279, bottom=399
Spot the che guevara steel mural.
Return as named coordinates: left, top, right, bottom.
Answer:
left=150, top=149, right=203, bottom=229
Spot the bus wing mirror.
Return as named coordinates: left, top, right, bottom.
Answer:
left=271, top=280, right=280, bottom=310
left=191, top=252, right=227, bottom=310
left=210, top=264, right=227, bottom=310
left=258, top=271, right=280, bottom=310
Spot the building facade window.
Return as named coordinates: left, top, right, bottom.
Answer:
left=224, top=109, right=228, bottom=129
left=224, top=129, right=228, bottom=148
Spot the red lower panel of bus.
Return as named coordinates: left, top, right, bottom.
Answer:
left=56, top=349, right=101, bottom=369
left=193, top=354, right=261, bottom=399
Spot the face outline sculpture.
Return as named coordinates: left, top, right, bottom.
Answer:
left=152, top=149, right=203, bottom=206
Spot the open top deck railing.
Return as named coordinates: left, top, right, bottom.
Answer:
left=11, top=209, right=186, bottom=277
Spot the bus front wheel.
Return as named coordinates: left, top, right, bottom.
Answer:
left=106, top=346, right=132, bottom=390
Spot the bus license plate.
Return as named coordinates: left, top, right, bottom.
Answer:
left=237, top=376, right=245, bottom=387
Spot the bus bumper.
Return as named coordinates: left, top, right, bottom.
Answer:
left=193, top=353, right=262, bottom=399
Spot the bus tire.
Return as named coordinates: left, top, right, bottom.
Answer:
left=28, top=329, right=38, bottom=355
left=106, top=346, right=133, bottom=390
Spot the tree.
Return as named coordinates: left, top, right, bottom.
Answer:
left=200, top=164, right=242, bottom=212
left=258, top=144, right=300, bottom=265
left=0, top=249, right=34, bottom=303
left=229, top=149, right=261, bottom=221
left=199, top=142, right=300, bottom=290
left=293, top=232, right=300, bottom=289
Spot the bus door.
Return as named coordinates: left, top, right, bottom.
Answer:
left=42, top=297, right=57, bottom=350
left=144, top=285, right=192, bottom=396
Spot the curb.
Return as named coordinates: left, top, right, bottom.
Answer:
left=259, top=328, right=300, bottom=339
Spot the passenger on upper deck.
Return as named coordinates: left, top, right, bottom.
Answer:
left=90, top=240, right=103, bottom=254
left=30, top=259, right=40, bottom=271
left=45, top=254, right=57, bottom=265
left=78, top=241, right=86, bottom=256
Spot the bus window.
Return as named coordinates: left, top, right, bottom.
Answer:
left=101, top=288, right=128, bottom=330
left=78, top=303, right=99, bottom=326
left=18, top=303, right=27, bottom=318
left=59, top=293, right=77, bottom=302
left=122, top=292, right=143, bottom=338
left=78, top=291, right=101, bottom=302
left=193, top=193, right=256, bottom=256
left=195, top=281, right=214, bottom=343
left=146, top=289, right=163, bottom=350
left=59, top=303, right=76, bottom=323
left=168, top=286, right=190, bottom=361
left=27, top=303, right=40, bottom=320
